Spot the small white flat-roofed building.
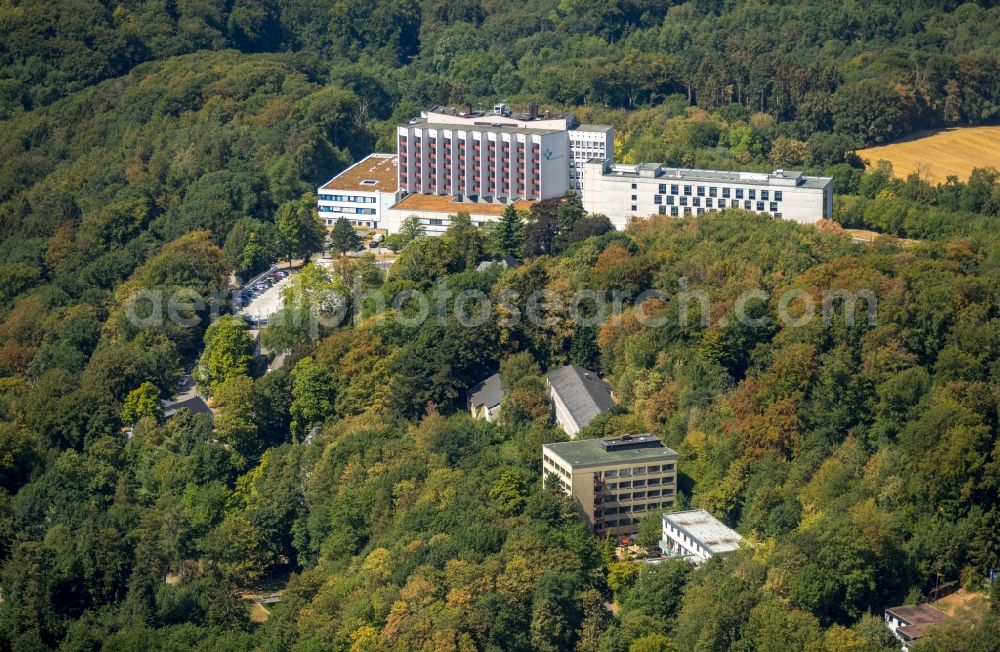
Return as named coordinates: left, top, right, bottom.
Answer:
left=660, top=509, right=742, bottom=564
left=543, top=434, right=678, bottom=537
left=317, top=153, right=400, bottom=231
left=581, top=159, right=833, bottom=228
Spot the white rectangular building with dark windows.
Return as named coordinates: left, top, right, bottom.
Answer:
left=581, top=159, right=833, bottom=228
left=316, top=153, right=400, bottom=230
left=570, top=125, right=614, bottom=193
left=660, top=509, right=742, bottom=564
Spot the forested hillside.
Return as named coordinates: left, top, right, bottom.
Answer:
left=2, top=0, right=1000, bottom=650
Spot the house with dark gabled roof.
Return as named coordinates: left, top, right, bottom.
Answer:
left=162, top=395, right=213, bottom=422
left=468, top=373, right=505, bottom=422
left=546, top=365, right=615, bottom=437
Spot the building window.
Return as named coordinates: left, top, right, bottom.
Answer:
left=658, top=205, right=666, bottom=214
left=748, top=189, right=756, bottom=200
left=659, top=184, right=667, bottom=193
left=679, top=196, right=687, bottom=206
left=671, top=206, right=679, bottom=217
left=775, top=191, right=783, bottom=201
left=631, top=183, right=637, bottom=189
left=692, top=197, right=700, bottom=207
left=709, top=187, right=718, bottom=197
left=722, top=187, right=731, bottom=198
left=731, top=200, right=740, bottom=208
left=706, top=198, right=713, bottom=208
left=744, top=200, right=752, bottom=209
left=430, top=219, right=443, bottom=226
left=735, top=188, right=744, bottom=199
left=631, top=195, right=637, bottom=201
left=631, top=205, right=637, bottom=212
left=756, top=201, right=765, bottom=211
left=770, top=202, right=778, bottom=211
left=666, top=195, right=674, bottom=205
left=697, top=186, right=705, bottom=197
left=671, top=184, right=679, bottom=194
left=654, top=195, right=662, bottom=204
left=774, top=212, right=782, bottom=219
left=761, top=190, right=769, bottom=201
left=683, top=185, right=692, bottom=196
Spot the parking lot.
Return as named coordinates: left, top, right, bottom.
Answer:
left=236, top=268, right=296, bottom=326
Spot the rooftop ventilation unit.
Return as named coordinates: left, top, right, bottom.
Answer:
left=599, top=434, right=664, bottom=452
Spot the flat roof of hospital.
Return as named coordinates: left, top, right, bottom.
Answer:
left=390, top=193, right=534, bottom=216
left=320, top=153, right=398, bottom=193
left=404, top=121, right=563, bottom=136
left=543, top=436, right=677, bottom=468
left=589, top=160, right=831, bottom=189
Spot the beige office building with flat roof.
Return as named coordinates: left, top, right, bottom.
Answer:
left=542, top=434, right=678, bottom=537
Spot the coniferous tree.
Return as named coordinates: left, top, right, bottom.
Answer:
left=328, top=218, right=361, bottom=255
left=493, top=204, right=525, bottom=258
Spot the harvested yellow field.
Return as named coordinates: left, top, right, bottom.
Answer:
left=856, top=126, right=1000, bottom=184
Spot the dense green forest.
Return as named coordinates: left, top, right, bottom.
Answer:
left=2, top=0, right=1000, bottom=650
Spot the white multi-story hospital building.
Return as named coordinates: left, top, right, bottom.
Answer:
left=581, top=159, right=833, bottom=229
left=396, top=103, right=614, bottom=202
left=316, top=104, right=833, bottom=234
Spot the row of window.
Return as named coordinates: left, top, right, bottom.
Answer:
left=324, top=218, right=374, bottom=228
left=604, top=475, right=673, bottom=490
left=649, top=195, right=780, bottom=212
left=603, top=488, right=675, bottom=502
left=318, top=206, right=377, bottom=215
left=400, top=139, right=540, bottom=152
left=641, top=182, right=783, bottom=202
left=602, top=499, right=674, bottom=515
left=664, top=525, right=706, bottom=555
left=399, top=163, right=541, bottom=179
left=602, top=518, right=643, bottom=528
left=318, top=194, right=376, bottom=203
left=601, top=464, right=674, bottom=479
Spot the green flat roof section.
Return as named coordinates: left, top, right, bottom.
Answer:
left=544, top=438, right=677, bottom=468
